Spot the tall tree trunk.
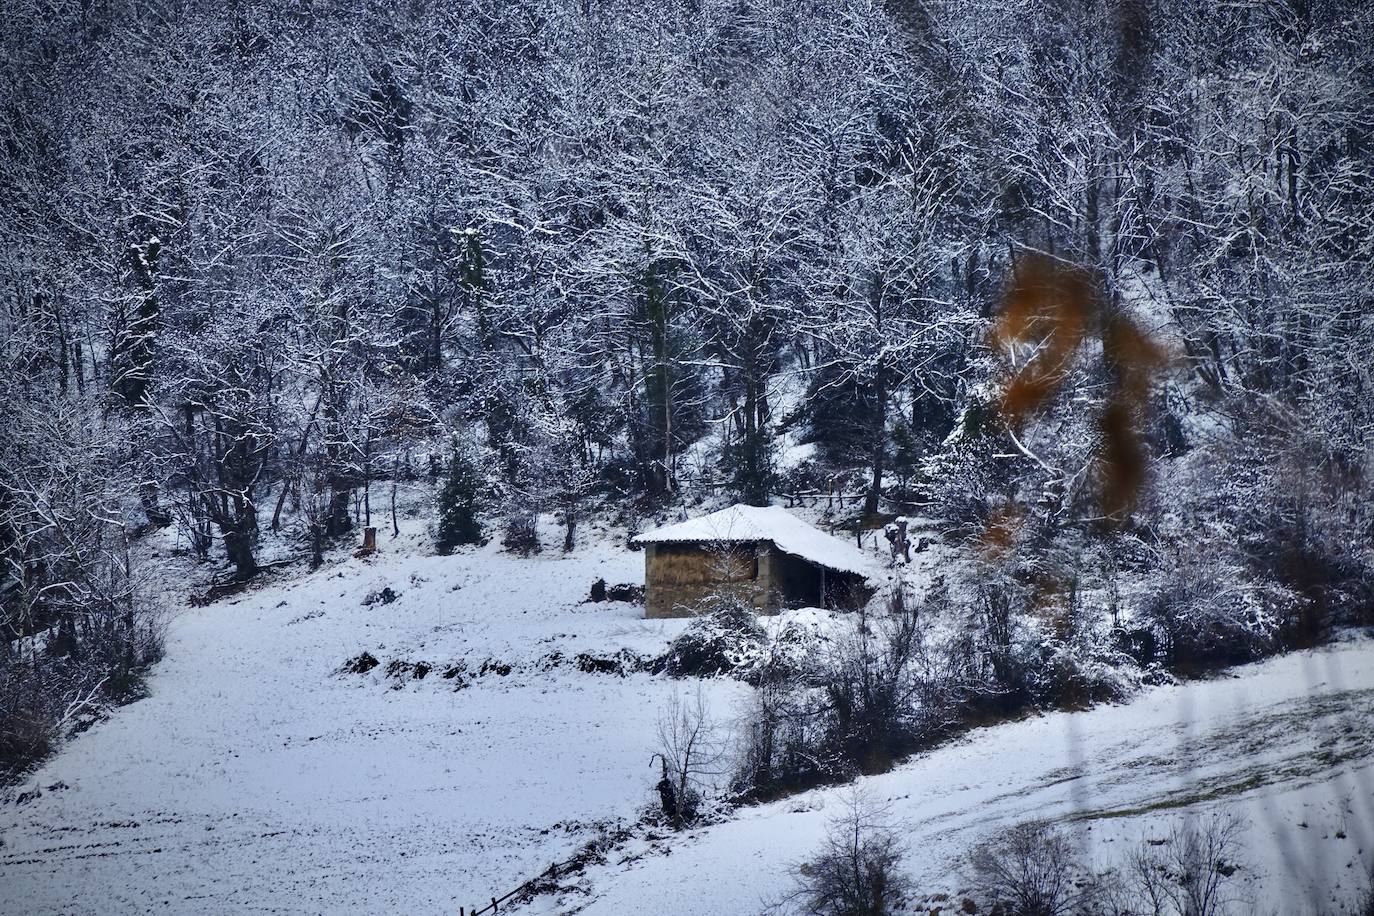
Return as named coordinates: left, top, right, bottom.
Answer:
left=643, top=261, right=671, bottom=496
left=864, top=278, right=887, bottom=516
left=223, top=522, right=259, bottom=580
left=140, top=483, right=171, bottom=529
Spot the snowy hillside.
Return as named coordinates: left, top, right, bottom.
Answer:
left=0, top=519, right=748, bottom=913
left=3, top=4, right=1373, bottom=911
left=561, top=636, right=1374, bottom=915
left=2, top=517, right=1370, bottom=914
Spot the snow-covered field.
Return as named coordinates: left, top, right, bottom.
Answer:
left=0, top=518, right=749, bottom=913
left=2, top=514, right=1371, bottom=914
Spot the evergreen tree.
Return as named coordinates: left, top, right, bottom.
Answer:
left=889, top=419, right=920, bottom=498
left=723, top=422, right=774, bottom=507
left=436, top=437, right=484, bottom=554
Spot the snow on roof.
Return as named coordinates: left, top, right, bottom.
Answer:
left=633, top=504, right=876, bottom=579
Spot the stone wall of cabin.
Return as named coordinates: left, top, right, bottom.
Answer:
left=643, top=541, right=779, bottom=618
left=642, top=540, right=870, bottom=618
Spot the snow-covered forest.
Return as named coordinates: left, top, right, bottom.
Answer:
left=3, top=0, right=1373, bottom=913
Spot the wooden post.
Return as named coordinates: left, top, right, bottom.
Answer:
left=361, top=526, right=377, bottom=552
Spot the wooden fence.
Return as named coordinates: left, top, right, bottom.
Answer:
left=460, top=857, right=576, bottom=915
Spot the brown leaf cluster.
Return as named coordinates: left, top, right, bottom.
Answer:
left=991, top=253, right=1165, bottom=522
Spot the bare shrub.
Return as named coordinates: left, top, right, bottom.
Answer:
left=970, top=822, right=1095, bottom=916
left=1123, top=814, right=1248, bottom=916
left=789, top=790, right=911, bottom=916
left=824, top=587, right=925, bottom=774
left=2, top=618, right=162, bottom=783
left=653, top=687, right=727, bottom=828
left=737, top=584, right=956, bottom=800
left=734, top=674, right=831, bottom=800
left=0, top=665, right=58, bottom=777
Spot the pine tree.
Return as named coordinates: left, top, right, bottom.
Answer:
left=890, top=421, right=917, bottom=490
left=724, top=422, right=774, bottom=507
left=436, top=437, right=484, bottom=554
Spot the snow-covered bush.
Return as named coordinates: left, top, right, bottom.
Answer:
left=749, top=610, right=839, bottom=685
left=500, top=510, right=540, bottom=556
left=1150, top=418, right=1374, bottom=660
left=1016, top=579, right=1149, bottom=709
left=1141, top=541, right=1296, bottom=670
left=661, top=600, right=768, bottom=677
left=1029, top=635, right=1144, bottom=708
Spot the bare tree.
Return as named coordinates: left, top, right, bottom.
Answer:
left=787, top=788, right=911, bottom=916
left=969, top=822, right=1095, bottom=916
left=653, top=687, right=728, bottom=828
left=1125, top=814, right=1249, bottom=916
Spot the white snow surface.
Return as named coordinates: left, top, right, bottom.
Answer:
left=559, top=635, right=1374, bottom=916
left=2, top=513, right=1371, bottom=915
left=634, top=504, right=878, bottom=578
left=0, top=518, right=747, bottom=914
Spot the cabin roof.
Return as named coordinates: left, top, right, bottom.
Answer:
left=633, top=504, right=876, bottom=578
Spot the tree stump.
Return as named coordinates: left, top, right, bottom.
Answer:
left=354, top=526, right=378, bottom=557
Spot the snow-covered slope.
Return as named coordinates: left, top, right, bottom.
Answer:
left=557, top=636, right=1374, bottom=915
left=0, top=519, right=747, bottom=914
left=2, top=515, right=1370, bottom=915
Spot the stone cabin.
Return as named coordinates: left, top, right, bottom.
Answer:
left=633, top=504, right=876, bottom=619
